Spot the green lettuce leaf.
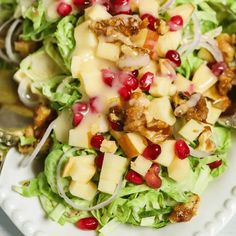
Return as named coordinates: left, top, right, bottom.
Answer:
left=13, top=178, right=40, bottom=197
left=20, top=136, right=36, bottom=146
left=55, top=15, right=76, bottom=70
left=0, top=0, right=16, bottom=23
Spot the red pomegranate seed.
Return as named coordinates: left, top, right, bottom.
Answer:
left=57, top=2, right=72, bottom=16
left=142, top=144, right=161, bottom=160
left=72, top=0, right=91, bottom=7
left=89, top=97, right=99, bottom=113
left=72, top=102, right=88, bottom=114
left=166, top=50, right=181, bottom=67
left=175, top=139, right=190, bottom=160
left=211, top=62, right=227, bottom=76
left=169, top=15, right=183, bottom=31
left=131, top=70, right=139, bottom=78
left=208, top=160, right=222, bottom=169
left=149, top=163, right=161, bottom=175
left=139, top=72, right=154, bottom=91
left=119, top=73, right=138, bottom=90
left=125, top=170, right=144, bottom=185
left=73, top=113, right=84, bottom=127
left=95, top=153, right=104, bottom=169
left=76, top=217, right=98, bottom=230
left=101, top=69, right=115, bottom=87
left=118, top=86, right=131, bottom=101
left=145, top=171, right=162, bottom=189
left=141, top=14, right=157, bottom=31
left=112, top=0, right=131, bottom=14
left=113, top=0, right=129, bottom=5
left=90, top=134, right=105, bottom=149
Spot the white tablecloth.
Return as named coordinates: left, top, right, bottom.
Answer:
left=0, top=208, right=235, bottom=236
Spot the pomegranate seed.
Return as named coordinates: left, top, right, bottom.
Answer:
left=118, top=86, right=131, bottom=101
left=166, top=50, right=181, bottom=67
left=108, top=106, right=124, bottom=131
left=149, top=163, right=161, bottom=175
left=120, top=73, right=138, bottom=90
left=101, top=69, right=115, bottom=87
left=72, top=102, right=88, bottom=114
left=125, top=170, right=144, bottom=185
left=95, top=153, right=104, bottom=169
left=141, top=14, right=157, bottom=31
left=175, top=139, right=190, bottom=160
left=145, top=171, right=162, bottom=189
left=169, top=15, right=183, bottom=31
left=131, top=70, right=139, bottom=78
left=211, top=62, right=227, bottom=76
left=112, top=0, right=131, bottom=14
left=73, top=113, right=84, bottom=127
left=72, top=0, right=91, bottom=7
left=142, top=144, right=161, bottom=160
left=139, top=72, right=154, bottom=91
left=89, top=97, right=99, bottom=113
left=57, top=2, right=72, bottom=16
left=76, top=217, right=98, bottom=230
left=208, top=160, right=222, bottom=169
left=90, top=134, right=104, bottom=149
left=113, top=0, right=129, bottom=5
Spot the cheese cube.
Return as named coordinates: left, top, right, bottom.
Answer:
left=174, top=74, right=195, bottom=93
left=154, top=140, right=176, bottom=167
left=69, top=181, right=97, bottom=201
left=178, top=119, right=204, bottom=142
left=131, top=155, right=153, bottom=176
left=149, top=76, right=172, bottom=97
left=96, top=40, right=120, bottom=62
left=100, top=140, right=118, bottom=153
left=98, top=179, right=117, bottom=195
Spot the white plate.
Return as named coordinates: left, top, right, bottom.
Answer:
left=0, top=134, right=236, bottom=236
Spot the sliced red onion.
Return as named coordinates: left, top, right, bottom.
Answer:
left=189, top=146, right=212, bottom=158
left=203, top=26, right=222, bottom=40
left=0, top=50, right=12, bottom=62
left=178, top=13, right=201, bottom=55
left=5, top=19, right=22, bottom=63
left=159, top=0, right=174, bottom=12
left=18, top=79, right=39, bottom=108
left=20, top=120, right=56, bottom=167
left=56, top=148, right=123, bottom=211
left=198, top=41, right=223, bottom=62
left=0, top=18, right=14, bottom=34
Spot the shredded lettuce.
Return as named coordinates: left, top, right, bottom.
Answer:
left=0, top=0, right=16, bottom=23
left=19, top=136, right=36, bottom=146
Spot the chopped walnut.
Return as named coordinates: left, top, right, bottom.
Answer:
left=90, top=15, right=146, bottom=45
left=124, top=93, right=171, bottom=143
left=217, top=34, right=235, bottom=63
left=173, top=93, right=209, bottom=122
left=169, top=194, right=200, bottom=223
left=196, top=127, right=216, bottom=153
left=218, top=67, right=235, bottom=96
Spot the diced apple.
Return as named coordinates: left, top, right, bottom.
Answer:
left=118, top=132, right=147, bottom=158
left=69, top=181, right=97, bottom=201
left=167, top=3, right=195, bottom=25
left=100, top=140, right=117, bottom=153
left=85, top=4, right=111, bottom=21
left=149, top=76, right=172, bottom=97
left=54, top=110, right=72, bottom=144
left=192, top=64, right=218, bottom=93
left=178, top=119, right=204, bottom=142
left=69, top=156, right=96, bottom=183
left=131, top=155, right=153, bottom=176
left=154, top=140, right=176, bottom=167
left=206, top=101, right=222, bottom=125
left=98, top=179, right=117, bottom=195
left=168, top=157, right=191, bottom=182
left=147, top=97, right=176, bottom=126
left=74, top=21, right=98, bottom=54
left=90, top=114, right=109, bottom=135
left=197, top=48, right=215, bottom=63
left=139, top=0, right=159, bottom=18
left=139, top=60, right=158, bottom=76
left=62, top=157, right=76, bottom=178
left=100, top=168, right=125, bottom=184
left=110, top=130, right=124, bottom=140
left=156, top=31, right=182, bottom=57
left=69, top=125, right=90, bottom=148
left=96, top=40, right=121, bottom=62
left=174, top=74, right=195, bottom=93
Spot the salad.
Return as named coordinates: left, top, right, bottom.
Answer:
left=0, top=0, right=236, bottom=234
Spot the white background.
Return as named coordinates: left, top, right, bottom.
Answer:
left=0, top=208, right=235, bottom=236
